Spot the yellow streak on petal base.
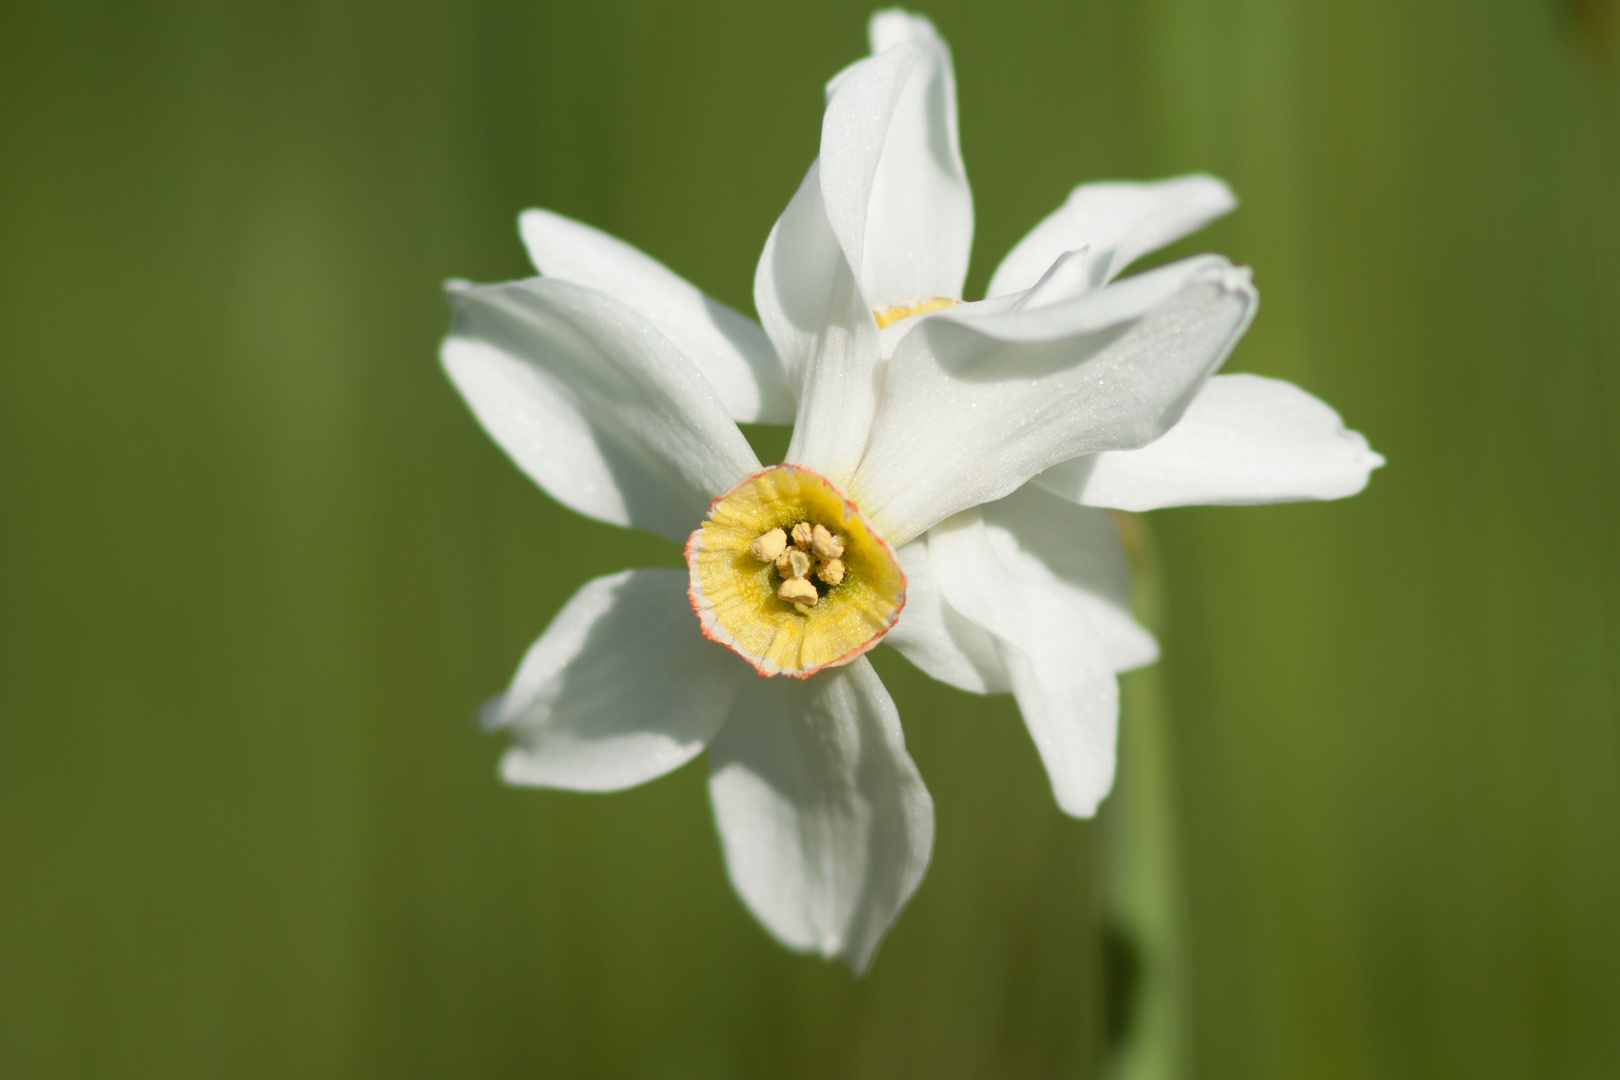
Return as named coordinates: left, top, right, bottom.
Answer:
left=686, top=465, right=906, bottom=677
left=872, top=295, right=961, bottom=329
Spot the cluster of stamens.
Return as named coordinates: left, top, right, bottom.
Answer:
left=747, top=521, right=846, bottom=613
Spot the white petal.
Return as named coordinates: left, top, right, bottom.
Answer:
left=928, top=512, right=1119, bottom=817
left=707, top=657, right=934, bottom=973
left=849, top=11, right=973, bottom=304
left=815, top=43, right=915, bottom=289
left=882, top=539, right=1009, bottom=694
left=1013, top=246, right=1095, bottom=311
left=519, top=210, right=795, bottom=423
left=442, top=278, right=759, bottom=542
left=987, top=175, right=1237, bottom=299
left=757, top=162, right=884, bottom=487
left=979, top=486, right=1158, bottom=673
left=486, top=569, right=745, bottom=792
left=851, top=256, right=1258, bottom=546
left=1034, top=373, right=1385, bottom=510
left=761, top=21, right=971, bottom=483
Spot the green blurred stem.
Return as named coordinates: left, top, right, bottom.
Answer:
left=1103, top=513, right=1188, bottom=1080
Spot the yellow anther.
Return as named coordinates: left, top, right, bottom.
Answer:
left=817, top=558, right=845, bottom=586
left=790, top=522, right=815, bottom=548
left=810, top=523, right=844, bottom=561
left=785, top=549, right=812, bottom=579
left=777, top=576, right=819, bottom=606
left=749, top=527, right=787, bottom=562
left=872, top=295, right=961, bottom=329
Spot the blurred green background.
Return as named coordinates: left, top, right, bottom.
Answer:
left=2, top=1, right=1617, bottom=1077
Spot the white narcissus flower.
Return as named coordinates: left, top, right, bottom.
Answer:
left=441, top=9, right=1382, bottom=973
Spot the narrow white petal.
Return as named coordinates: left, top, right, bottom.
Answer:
left=757, top=162, right=883, bottom=487
left=815, top=43, right=914, bottom=295
left=852, top=256, right=1258, bottom=546
left=486, top=569, right=745, bottom=792
left=442, top=278, right=759, bottom=542
left=761, top=22, right=971, bottom=483
left=883, top=539, right=1009, bottom=694
left=980, top=486, right=1158, bottom=673
left=1034, top=373, right=1385, bottom=510
left=852, top=10, right=973, bottom=304
left=928, top=513, right=1119, bottom=818
left=519, top=209, right=794, bottom=423
left=987, top=175, right=1237, bottom=298
left=707, top=658, right=934, bottom=973
left=755, top=161, right=846, bottom=389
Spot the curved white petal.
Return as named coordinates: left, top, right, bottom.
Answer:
left=1032, top=373, right=1385, bottom=510
left=1012, top=246, right=1095, bottom=311
left=851, top=255, right=1258, bottom=546
left=987, top=175, right=1237, bottom=299
left=486, top=569, right=746, bottom=792
left=851, top=11, right=973, bottom=304
left=979, top=486, right=1158, bottom=673
left=757, top=162, right=883, bottom=487
left=442, top=278, right=759, bottom=542
left=520, top=209, right=794, bottom=423
left=815, top=41, right=915, bottom=290
left=761, top=20, right=972, bottom=485
left=707, top=657, right=933, bottom=973
left=928, top=512, right=1119, bottom=818
left=883, top=539, right=1009, bottom=694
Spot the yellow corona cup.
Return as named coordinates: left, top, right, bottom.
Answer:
left=686, top=465, right=906, bottom=677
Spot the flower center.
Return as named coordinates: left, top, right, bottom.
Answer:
left=872, top=295, right=961, bottom=328
left=685, top=465, right=906, bottom=678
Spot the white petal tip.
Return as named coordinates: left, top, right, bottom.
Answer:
left=497, top=747, right=537, bottom=787
left=1095, top=172, right=1238, bottom=215
left=1186, top=173, right=1239, bottom=213
left=478, top=693, right=508, bottom=731
left=1123, top=637, right=1162, bottom=673
left=869, top=9, right=941, bottom=52
left=1055, top=782, right=1112, bottom=820
left=1320, top=434, right=1386, bottom=499
left=516, top=207, right=570, bottom=268
left=842, top=947, right=877, bottom=977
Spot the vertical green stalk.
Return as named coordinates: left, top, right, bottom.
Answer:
left=1102, top=515, right=1188, bottom=1080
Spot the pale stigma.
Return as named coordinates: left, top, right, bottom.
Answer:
left=872, top=295, right=961, bottom=329
left=685, top=465, right=906, bottom=678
